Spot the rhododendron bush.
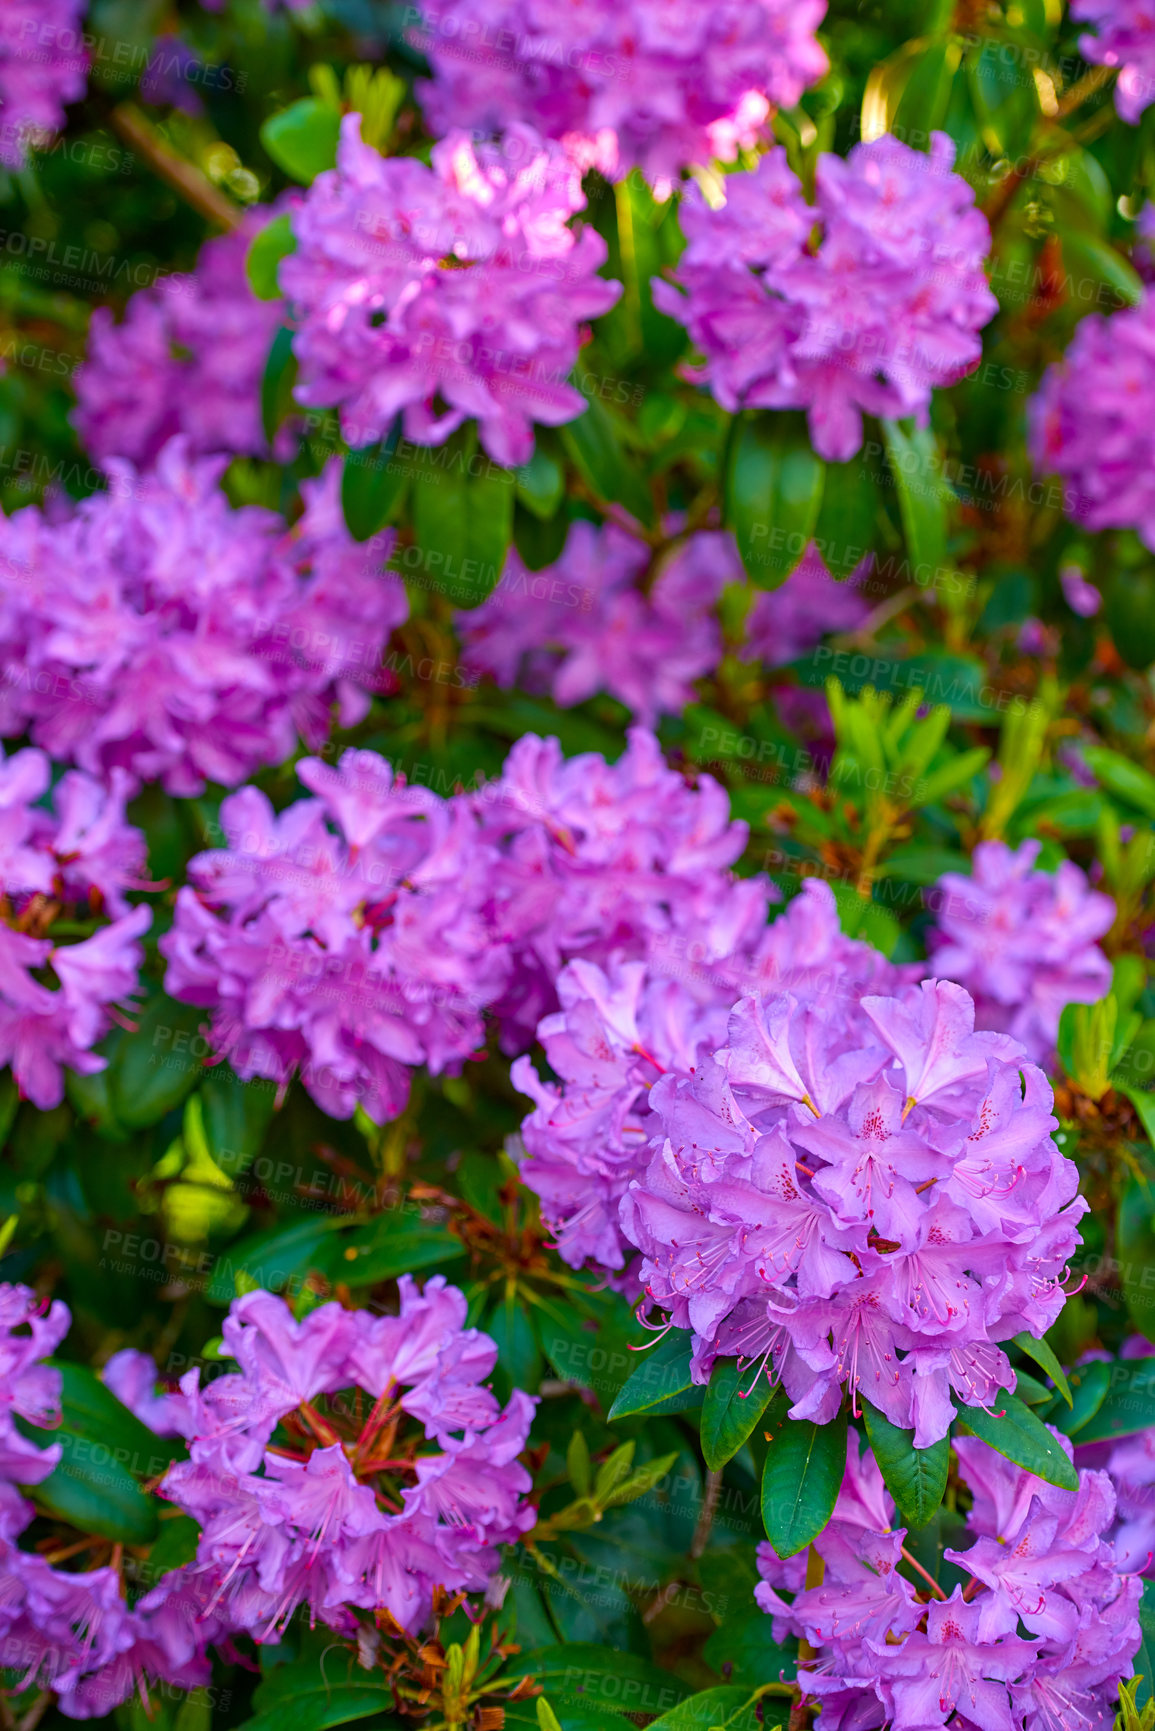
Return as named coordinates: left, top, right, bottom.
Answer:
left=7, top=3, right=1155, bottom=1730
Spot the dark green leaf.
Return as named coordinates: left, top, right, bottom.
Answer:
left=813, top=453, right=880, bottom=578
left=341, top=420, right=406, bottom=542
left=238, top=1684, right=398, bottom=1731
left=862, top=1401, right=949, bottom=1530
left=1049, top=1358, right=1111, bottom=1437
left=644, top=1688, right=761, bottom=1731
left=881, top=418, right=951, bottom=576
left=411, top=441, right=515, bottom=608
left=700, top=1357, right=776, bottom=1470
left=891, top=38, right=962, bottom=138
left=203, top=1216, right=347, bottom=1305
left=1118, top=1179, right=1155, bottom=1339
left=607, top=1331, right=696, bottom=1420
left=199, top=1066, right=276, bottom=1182
left=245, top=213, right=295, bottom=301
left=311, top=1214, right=465, bottom=1287
left=1059, top=229, right=1143, bottom=312
left=515, top=447, right=565, bottom=520
left=54, top=1362, right=182, bottom=1474
left=1135, top=1579, right=1155, bottom=1710
left=561, top=394, right=653, bottom=527
left=107, top=991, right=205, bottom=1128
left=261, top=326, right=298, bottom=448
left=725, top=411, right=825, bottom=590
left=761, top=1409, right=847, bottom=1558
left=260, top=99, right=341, bottom=185
left=1072, top=1358, right=1155, bottom=1444
left=701, top=1609, right=796, bottom=1687
left=954, top=1393, right=1078, bottom=1489
left=33, top=1432, right=159, bottom=1544
left=506, top=1646, right=690, bottom=1722
left=1013, top=1333, right=1072, bottom=1408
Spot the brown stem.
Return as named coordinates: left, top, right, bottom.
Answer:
left=17, top=1695, right=52, bottom=1731
left=109, top=103, right=240, bottom=231
left=1056, top=63, right=1115, bottom=119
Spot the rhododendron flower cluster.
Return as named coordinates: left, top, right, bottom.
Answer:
left=0, top=2, right=87, bottom=169
left=152, top=1279, right=536, bottom=1640
left=413, top=0, right=827, bottom=192
left=654, top=134, right=997, bottom=460
left=73, top=211, right=288, bottom=468
left=515, top=878, right=913, bottom=1278
left=1029, top=296, right=1155, bottom=548
left=0, top=1286, right=211, bottom=1721
left=615, top=977, right=1083, bottom=1446
left=457, top=524, right=735, bottom=725
left=161, top=729, right=767, bottom=1117
left=0, top=746, right=150, bottom=1108
left=0, top=440, right=407, bottom=795
left=929, top=840, right=1114, bottom=1066
left=1072, top=0, right=1155, bottom=122
left=756, top=1431, right=1141, bottom=1731
left=282, top=117, right=621, bottom=467
left=161, top=748, right=510, bottom=1123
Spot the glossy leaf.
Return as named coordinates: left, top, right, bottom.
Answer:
left=607, top=1331, right=696, bottom=1420
left=725, top=411, right=825, bottom=590
left=954, top=1393, right=1079, bottom=1489
left=341, top=419, right=406, bottom=542
left=260, top=99, right=341, bottom=185
left=861, top=1400, right=949, bottom=1530
left=1013, top=1332, right=1072, bottom=1408
left=700, top=1356, right=777, bottom=1470
left=761, top=1409, right=848, bottom=1558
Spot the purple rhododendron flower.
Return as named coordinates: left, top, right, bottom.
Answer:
left=0, top=2, right=87, bottom=169
left=741, top=544, right=872, bottom=667
left=74, top=208, right=290, bottom=467
left=654, top=134, right=997, bottom=460
left=1073, top=0, right=1155, bottom=122
left=757, top=1430, right=1140, bottom=1731
left=615, top=977, right=1083, bottom=1444
left=514, top=878, right=915, bottom=1280
left=457, top=523, right=736, bottom=725
left=1029, top=295, right=1155, bottom=548
left=161, top=748, right=512, bottom=1123
left=154, top=1279, right=536, bottom=1641
left=0, top=746, right=150, bottom=1109
left=929, top=840, right=1114, bottom=1066
left=281, top=116, right=621, bottom=467
left=0, top=440, right=407, bottom=795
left=413, top=0, right=827, bottom=193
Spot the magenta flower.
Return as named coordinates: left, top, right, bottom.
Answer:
left=1029, top=295, right=1155, bottom=548
left=741, top=545, right=871, bottom=667
left=413, top=0, right=827, bottom=193
left=655, top=134, right=997, bottom=460
left=74, top=208, right=290, bottom=468
left=757, top=1430, right=1140, bottom=1731
left=1072, top=0, right=1155, bottom=121
left=281, top=116, right=621, bottom=467
left=457, top=524, right=736, bottom=725
left=618, top=979, right=1083, bottom=1443
left=162, top=747, right=511, bottom=1123
left=0, top=2, right=87, bottom=169
left=0, top=746, right=150, bottom=1109
left=929, top=840, right=1114, bottom=1066
left=157, top=1279, right=536, bottom=1641
left=0, top=440, right=407, bottom=795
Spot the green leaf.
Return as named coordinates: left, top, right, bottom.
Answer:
left=260, top=99, right=341, bottom=185
left=954, top=1393, right=1078, bottom=1490
left=245, top=213, right=295, bottom=301
left=341, top=420, right=406, bottom=542
left=644, top=1688, right=761, bottom=1731
left=891, top=37, right=963, bottom=138
left=1135, top=1579, right=1155, bottom=1711
left=515, top=446, right=565, bottom=520
left=33, top=1432, right=159, bottom=1544
left=1118, top=1080, right=1155, bottom=1151
left=1013, top=1333, right=1072, bottom=1408
left=411, top=439, right=515, bottom=608
left=700, top=1357, right=777, bottom=1470
left=54, top=1363, right=182, bottom=1473
left=725, top=411, right=825, bottom=590
left=505, top=1645, right=691, bottom=1721
left=312, top=1214, right=465, bottom=1288
left=813, top=454, right=880, bottom=578
left=861, top=1401, right=949, bottom=1531
left=203, top=1216, right=348, bottom=1305
left=567, top=1430, right=592, bottom=1497
left=238, top=1684, right=398, bottom=1731
left=107, top=991, right=206, bottom=1129
left=761, top=1409, right=847, bottom=1558
left=1118, top=1180, right=1155, bottom=1337
left=881, top=419, right=952, bottom=576
left=1059, top=229, right=1144, bottom=311
left=607, top=1331, right=696, bottom=1421
left=1073, top=1358, right=1155, bottom=1444
left=701, top=1608, right=796, bottom=1687
left=1082, top=745, right=1155, bottom=819
left=261, top=326, right=298, bottom=448
left=1049, top=1358, right=1111, bottom=1438
left=561, top=393, right=653, bottom=527
left=198, top=1066, right=276, bottom=1182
